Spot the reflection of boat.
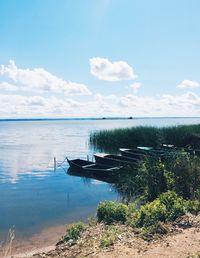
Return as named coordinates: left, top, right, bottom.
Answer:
left=94, top=153, right=139, bottom=166
left=67, top=168, right=117, bottom=184
left=67, top=158, right=120, bottom=174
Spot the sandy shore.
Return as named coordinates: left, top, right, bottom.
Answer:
left=26, top=214, right=200, bottom=258
left=2, top=214, right=200, bottom=258
left=0, top=224, right=66, bottom=258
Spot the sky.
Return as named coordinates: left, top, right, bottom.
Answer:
left=0, top=0, right=200, bottom=118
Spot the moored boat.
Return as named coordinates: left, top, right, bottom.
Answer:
left=119, top=148, right=146, bottom=159
left=67, top=158, right=120, bottom=173
left=94, top=153, right=139, bottom=166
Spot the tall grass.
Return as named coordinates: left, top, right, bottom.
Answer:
left=3, top=228, right=15, bottom=257
left=90, top=124, right=200, bottom=152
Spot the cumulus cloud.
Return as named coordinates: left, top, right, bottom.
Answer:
left=118, top=92, right=200, bottom=116
left=177, top=80, right=200, bottom=89
left=130, top=82, right=141, bottom=93
left=1, top=91, right=200, bottom=118
left=0, top=60, right=91, bottom=95
left=0, top=82, right=18, bottom=91
left=90, top=57, right=137, bottom=81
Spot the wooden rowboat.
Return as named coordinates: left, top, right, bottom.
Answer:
left=94, top=153, right=139, bottom=166
left=67, top=158, right=120, bottom=173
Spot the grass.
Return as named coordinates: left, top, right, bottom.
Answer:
left=100, top=225, right=122, bottom=248
left=3, top=228, right=15, bottom=258
left=57, top=222, right=86, bottom=245
left=90, top=124, right=200, bottom=152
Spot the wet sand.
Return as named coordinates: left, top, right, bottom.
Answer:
left=0, top=224, right=66, bottom=258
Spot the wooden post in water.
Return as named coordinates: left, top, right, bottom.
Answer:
left=54, top=157, right=57, bottom=172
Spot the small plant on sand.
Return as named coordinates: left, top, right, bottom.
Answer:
left=88, top=216, right=97, bottom=226
left=62, top=222, right=86, bottom=243
left=140, top=221, right=169, bottom=240
left=97, top=201, right=128, bottom=224
left=100, top=225, right=122, bottom=248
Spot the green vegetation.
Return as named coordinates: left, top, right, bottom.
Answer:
left=96, top=150, right=200, bottom=239
left=61, top=124, right=200, bottom=246
left=62, top=222, right=86, bottom=242
left=97, top=201, right=128, bottom=224
left=97, top=191, right=200, bottom=239
left=100, top=225, right=122, bottom=248
left=90, top=124, right=200, bottom=152
left=113, top=153, right=200, bottom=203
left=129, top=191, right=185, bottom=228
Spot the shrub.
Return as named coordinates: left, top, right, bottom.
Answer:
left=141, top=157, right=168, bottom=201
left=97, top=201, right=128, bottom=224
left=185, top=199, right=200, bottom=215
left=166, top=154, right=200, bottom=199
left=63, top=222, right=86, bottom=242
left=158, top=191, right=185, bottom=221
left=130, top=191, right=185, bottom=228
left=141, top=221, right=169, bottom=240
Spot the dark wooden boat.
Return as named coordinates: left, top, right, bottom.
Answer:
left=137, top=146, right=168, bottom=156
left=67, top=158, right=120, bottom=173
left=120, top=147, right=168, bottom=159
left=119, top=148, right=147, bottom=159
left=94, top=153, right=139, bottom=166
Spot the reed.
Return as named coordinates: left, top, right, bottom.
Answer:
left=90, top=124, right=200, bottom=152
left=3, top=228, right=15, bottom=258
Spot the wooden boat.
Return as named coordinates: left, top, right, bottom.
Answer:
left=120, top=147, right=168, bottom=159
left=67, top=158, right=120, bottom=173
left=137, top=146, right=168, bottom=156
left=94, top=153, right=139, bottom=166
left=119, top=148, right=147, bottom=159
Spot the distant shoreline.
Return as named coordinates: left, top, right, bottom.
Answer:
left=0, top=116, right=200, bottom=122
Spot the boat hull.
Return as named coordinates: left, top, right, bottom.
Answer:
left=67, top=158, right=120, bottom=174
left=94, top=153, right=138, bottom=166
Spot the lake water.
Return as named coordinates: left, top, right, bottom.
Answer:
left=0, top=117, right=200, bottom=241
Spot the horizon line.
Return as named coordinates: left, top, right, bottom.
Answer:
left=0, top=116, right=200, bottom=122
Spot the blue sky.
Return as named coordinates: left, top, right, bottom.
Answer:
left=0, top=0, right=200, bottom=118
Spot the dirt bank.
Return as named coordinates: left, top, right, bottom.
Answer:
left=12, top=213, right=200, bottom=258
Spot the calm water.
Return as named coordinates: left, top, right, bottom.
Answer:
left=0, top=118, right=200, bottom=240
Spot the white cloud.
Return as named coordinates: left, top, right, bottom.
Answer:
left=177, top=80, right=200, bottom=89
left=0, top=60, right=91, bottom=95
left=1, top=91, right=200, bottom=118
left=118, top=92, right=200, bottom=116
left=90, top=57, right=137, bottom=81
left=130, top=82, right=141, bottom=93
left=0, top=82, right=18, bottom=91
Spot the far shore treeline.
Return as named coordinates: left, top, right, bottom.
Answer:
left=90, top=124, right=200, bottom=152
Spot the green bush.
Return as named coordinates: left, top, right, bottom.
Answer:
left=130, top=191, right=185, bottom=228
left=185, top=199, right=200, bottom=215
left=166, top=154, right=200, bottom=199
left=140, top=221, right=169, bottom=239
left=158, top=191, right=185, bottom=221
left=63, top=222, right=86, bottom=242
left=97, top=201, right=128, bottom=224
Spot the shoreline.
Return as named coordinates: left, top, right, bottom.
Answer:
left=14, top=213, right=200, bottom=258
left=1, top=223, right=66, bottom=258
